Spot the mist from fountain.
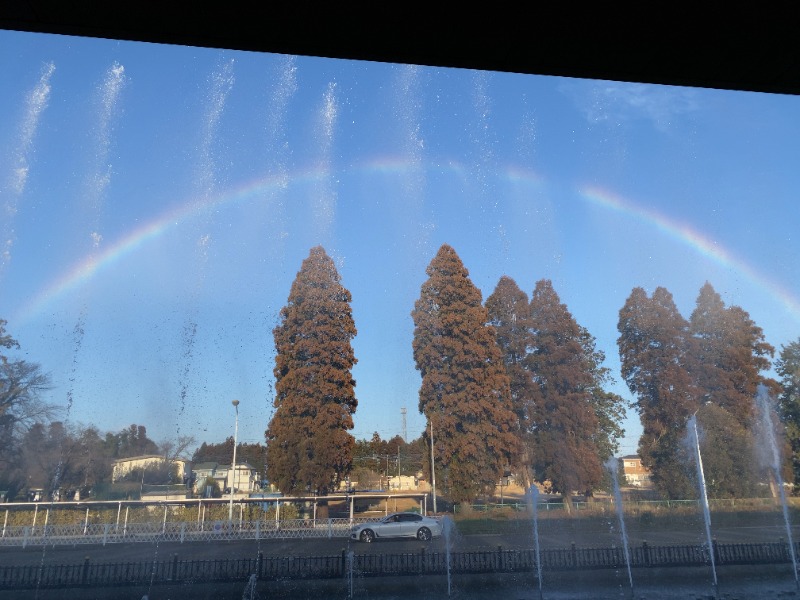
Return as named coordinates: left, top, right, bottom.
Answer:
left=605, top=457, right=634, bottom=594
left=755, top=383, right=799, bottom=588
left=687, top=413, right=718, bottom=594
left=347, top=549, right=355, bottom=600
left=528, top=485, right=543, bottom=600
left=441, top=514, right=455, bottom=596
left=0, top=61, right=55, bottom=276
left=29, top=60, right=126, bottom=599
left=242, top=573, right=258, bottom=599
left=174, top=58, right=235, bottom=441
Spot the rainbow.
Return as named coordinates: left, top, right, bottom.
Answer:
left=12, top=162, right=800, bottom=327
left=13, top=157, right=415, bottom=324
left=580, top=184, right=800, bottom=322
left=15, top=167, right=319, bottom=324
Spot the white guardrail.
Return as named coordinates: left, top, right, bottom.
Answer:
left=0, top=517, right=384, bottom=548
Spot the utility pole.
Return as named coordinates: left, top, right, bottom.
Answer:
left=400, top=407, right=407, bottom=443
left=228, top=399, right=239, bottom=522
left=430, top=417, right=437, bottom=514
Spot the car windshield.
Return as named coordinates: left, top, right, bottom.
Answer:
left=0, top=25, right=798, bottom=600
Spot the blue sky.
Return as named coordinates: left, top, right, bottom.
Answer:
left=1, top=30, right=798, bottom=457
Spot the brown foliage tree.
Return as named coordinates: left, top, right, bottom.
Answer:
left=526, top=280, right=603, bottom=502
left=486, top=278, right=626, bottom=494
left=690, top=282, right=775, bottom=427
left=265, top=246, right=357, bottom=495
left=411, top=244, right=519, bottom=503
left=617, top=287, right=699, bottom=498
left=694, top=403, right=760, bottom=498
left=776, top=339, right=800, bottom=486
left=620, top=283, right=779, bottom=499
left=485, top=275, right=533, bottom=483
left=485, top=276, right=532, bottom=434
left=687, top=282, right=778, bottom=496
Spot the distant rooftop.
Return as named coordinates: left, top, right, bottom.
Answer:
left=192, top=462, right=219, bottom=470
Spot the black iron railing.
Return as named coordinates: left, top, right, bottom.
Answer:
left=1, top=540, right=797, bottom=590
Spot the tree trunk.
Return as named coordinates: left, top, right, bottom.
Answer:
left=562, top=493, right=573, bottom=515
left=768, top=471, right=780, bottom=505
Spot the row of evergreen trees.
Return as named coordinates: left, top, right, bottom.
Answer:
left=3, top=244, right=796, bottom=504
left=412, top=245, right=628, bottom=504
left=264, top=243, right=800, bottom=504
left=264, top=244, right=630, bottom=503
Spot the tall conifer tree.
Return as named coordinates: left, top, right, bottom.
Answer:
left=411, top=244, right=519, bottom=503
left=526, top=280, right=603, bottom=503
left=265, top=246, right=357, bottom=495
left=485, top=276, right=533, bottom=482
left=485, top=276, right=532, bottom=430
left=617, top=286, right=698, bottom=498
left=690, top=282, right=774, bottom=427
left=687, top=282, right=776, bottom=496
left=777, top=339, right=800, bottom=485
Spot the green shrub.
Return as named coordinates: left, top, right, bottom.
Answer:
left=263, top=503, right=300, bottom=521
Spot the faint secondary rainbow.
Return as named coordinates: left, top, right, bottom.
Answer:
left=580, top=184, right=800, bottom=322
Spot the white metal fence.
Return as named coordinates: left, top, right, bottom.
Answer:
left=0, top=516, right=384, bottom=547
left=0, top=491, right=431, bottom=548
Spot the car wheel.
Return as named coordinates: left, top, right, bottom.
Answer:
left=360, top=529, right=375, bottom=543
left=417, top=527, right=432, bottom=541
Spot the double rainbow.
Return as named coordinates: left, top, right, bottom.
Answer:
left=13, top=161, right=800, bottom=327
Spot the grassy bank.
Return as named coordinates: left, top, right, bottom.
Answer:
left=452, top=498, right=799, bottom=537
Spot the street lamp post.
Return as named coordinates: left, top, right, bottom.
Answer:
left=228, top=399, right=239, bottom=522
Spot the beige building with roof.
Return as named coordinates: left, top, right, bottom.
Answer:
left=620, top=455, right=652, bottom=488
left=111, top=455, right=190, bottom=482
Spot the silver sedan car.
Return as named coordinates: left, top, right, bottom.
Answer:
left=350, top=512, right=443, bottom=542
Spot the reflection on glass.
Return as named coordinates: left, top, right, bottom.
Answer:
left=0, top=28, right=798, bottom=599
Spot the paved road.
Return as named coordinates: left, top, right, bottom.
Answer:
left=3, top=519, right=800, bottom=600
left=2, top=518, right=798, bottom=567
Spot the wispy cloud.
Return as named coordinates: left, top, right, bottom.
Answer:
left=564, top=80, right=699, bottom=132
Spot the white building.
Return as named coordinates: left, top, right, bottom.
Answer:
left=387, top=475, right=419, bottom=490
left=191, top=462, right=259, bottom=495
left=111, top=455, right=190, bottom=483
